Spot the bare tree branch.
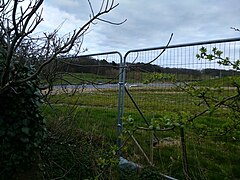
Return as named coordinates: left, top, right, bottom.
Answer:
left=96, top=17, right=127, bottom=25
left=0, top=0, right=126, bottom=90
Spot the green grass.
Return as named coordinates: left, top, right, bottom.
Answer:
left=48, top=89, right=119, bottom=108
left=59, top=72, right=117, bottom=84
left=193, top=75, right=240, bottom=87
left=41, top=86, right=240, bottom=179
left=41, top=72, right=118, bottom=85
left=41, top=71, right=240, bottom=89
left=41, top=105, right=118, bottom=141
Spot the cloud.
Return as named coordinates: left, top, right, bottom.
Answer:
left=107, top=0, right=239, bottom=50
left=37, top=0, right=240, bottom=54
left=38, top=3, right=85, bottom=33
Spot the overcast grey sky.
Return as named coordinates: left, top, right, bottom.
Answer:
left=38, top=0, right=240, bottom=54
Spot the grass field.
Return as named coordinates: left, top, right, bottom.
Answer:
left=41, top=81, right=240, bottom=179
left=41, top=72, right=118, bottom=85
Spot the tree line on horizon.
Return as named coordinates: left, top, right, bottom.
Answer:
left=55, top=56, right=239, bottom=79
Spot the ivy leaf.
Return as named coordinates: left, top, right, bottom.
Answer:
left=0, top=129, right=5, bottom=136
left=149, top=125, right=154, bottom=129
left=20, top=137, right=29, bottom=143
left=21, top=127, right=30, bottom=135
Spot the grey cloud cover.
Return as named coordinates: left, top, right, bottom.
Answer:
left=41, top=0, right=240, bottom=54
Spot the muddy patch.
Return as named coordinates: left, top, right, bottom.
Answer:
left=154, top=137, right=180, bottom=148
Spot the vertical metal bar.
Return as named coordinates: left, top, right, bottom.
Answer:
left=116, top=52, right=124, bottom=154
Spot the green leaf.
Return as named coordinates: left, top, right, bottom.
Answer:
left=200, top=46, right=207, bottom=54
left=206, top=54, right=214, bottom=60
left=21, top=127, right=30, bottom=135
left=215, top=50, right=223, bottom=57
left=212, top=47, right=217, bottom=53
left=0, top=129, right=5, bottom=136
left=22, top=119, right=29, bottom=126
left=20, top=137, right=29, bottom=143
left=149, top=125, right=154, bottom=129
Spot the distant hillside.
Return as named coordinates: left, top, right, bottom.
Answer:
left=57, top=56, right=119, bottom=77
left=55, top=56, right=240, bottom=80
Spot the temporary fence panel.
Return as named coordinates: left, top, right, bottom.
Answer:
left=120, top=37, right=240, bottom=179
left=47, top=51, right=123, bottom=141
left=45, top=37, right=240, bottom=179
left=123, top=37, right=240, bottom=117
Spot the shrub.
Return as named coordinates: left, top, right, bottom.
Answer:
left=0, top=64, right=46, bottom=178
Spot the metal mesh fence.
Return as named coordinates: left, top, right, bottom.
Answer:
left=121, top=38, right=240, bottom=179
left=123, top=38, right=240, bottom=115
left=44, top=37, right=240, bottom=179
left=45, top=51, right=123, bottom=140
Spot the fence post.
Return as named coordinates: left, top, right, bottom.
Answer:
left=150, top=130, right=154, bottom=165
left=116, top=52, right=124, bottom=155
left=180, top=127, right=190, bottom=180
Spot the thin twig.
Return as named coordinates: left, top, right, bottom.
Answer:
left=129, top=132, right=153, bottom=166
